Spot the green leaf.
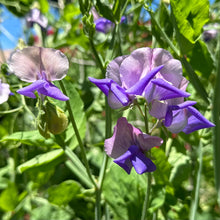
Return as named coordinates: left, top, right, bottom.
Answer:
left=61, top=79, right=86, bottom=147
left=63, top=4, right=80, bottom=23
left=1, top=130, right=58, bottom=148
left=0, top=183, right=18, bottom=211
left=48, top=180, right=81, bottom=206
left=168, top=148, right=191, bottom=187
left=151, top=148, right=171, bottom=185
left=17, top=149, right=64, bottom=173
left=39, top=0, right=49, bottom=13
left=30, top=203, right=73, bottom=220
left=181, top=56, right=209, bottom=103
left=188, top=40, right=214, bottom=79
left=96, top=0, right=115, bottom=22
left=103, top=163, right=146, bottom=220
left=171, top=0, right=209, bottom=54
left=148, top=185, right=166, bottom=214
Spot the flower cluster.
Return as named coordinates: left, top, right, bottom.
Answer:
left=89, top=47, right=215, bottom=174
left=8, top=46, right=69, bottom=101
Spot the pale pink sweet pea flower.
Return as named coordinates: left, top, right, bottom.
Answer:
left=8, top=46, right=69, bottom=101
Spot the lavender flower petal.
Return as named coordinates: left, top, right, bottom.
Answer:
left=0, top=81, right=11, bottom=104
left=104, top=117, right=134, bottom=158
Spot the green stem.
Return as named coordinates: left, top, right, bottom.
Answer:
left=148, top=8, right=180, bottom=57
left=89, top=39, right=105, bottom=75
left=0, top=106, right=23, bottom=114
left=141, top=104, right=152, bottom=220
left=141, top=172, right=152, bottom=220
left=59, top=80, right=97, bottom=188
left=189, top=141, right=203, bottom=220
left=212, top=32, right=220, bottom=207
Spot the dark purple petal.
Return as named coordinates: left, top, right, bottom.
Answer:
left=113, top=150, right=133, bottom=174
left=17, top=80, right=69, bottom=101
left=37, top=81, right=69, bottom=101
left=182, top=106, right=215, bottom=134
left=131, top=152, right=156, bottom=174
left=88, top=77, right=130, bottom=108
left=88, top=77, right=112, bottom=96
left=114, top=145, right=156, bottom=174
left=126, top=65, right=164, bottom=95
left=17, top=80, right=45, bottom=98
left=150, top=78, right=190, bottom=101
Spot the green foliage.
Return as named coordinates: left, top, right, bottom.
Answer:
left=0, top=0, right=218, bottom=220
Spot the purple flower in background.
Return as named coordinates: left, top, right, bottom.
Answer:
left=8, top=47, right=69, bottom=101
left=95, top=18, right=113, bottom=33
left=92, top=7, right=126, bottom=34
left=0, top=80, right=11, bottom=104
left=26, top=8, right=48, bottom=29
left=203, top=23, right=219, bottom=42
left=150, top=100, right=215, bottom=134
left=94, top=16, right=126, bottom=33
left=89, top=47, right=190, bottom=109
left=104, top=117, right=163, bottom=174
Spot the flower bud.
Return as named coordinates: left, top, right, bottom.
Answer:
left=37, top=100, right=68, bottom=138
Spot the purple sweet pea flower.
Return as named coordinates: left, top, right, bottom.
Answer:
left=0, top=79, right=11, bottom=104
left=95, top=18, right=113, bottom=33
left=94, top=16, right=126, bottom=33
left=8, top=47, right=69, bottom=101
left=104, top=117, right=163, bottom=174
left=89, top=47, right=190, bottom=109
left=150, top=100, right=215, bottom=134
left=26, top=8, right=48, bottom=29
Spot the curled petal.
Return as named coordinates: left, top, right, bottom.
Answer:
left=88, top=77, right=111, bottom=96
left=17, top=80, right=69, bottom=101
left=148, top=78, right=190, bottom=102
left=17, top=80, right=45, bottom=98
left=37, top=81, right=69, bottom=101
left=183, top=106, right=215, bottom=134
